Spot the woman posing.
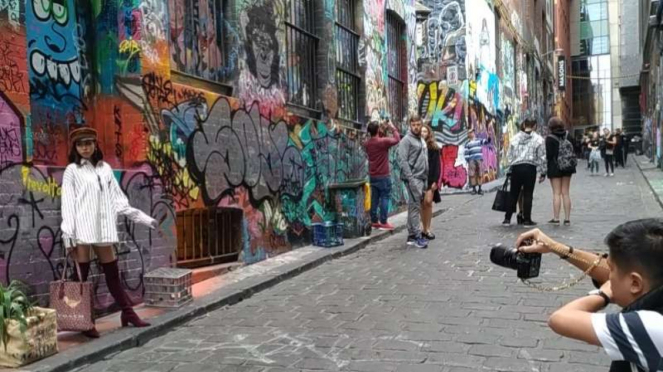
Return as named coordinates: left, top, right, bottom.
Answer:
left=420, top=125, right=441, bottom=240
left=61, top=128, right=157, bottom=338
left=545, top=117, right=576, bottom=226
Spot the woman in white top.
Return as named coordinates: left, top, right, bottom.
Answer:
left=61, top=127, right=156, bottom=338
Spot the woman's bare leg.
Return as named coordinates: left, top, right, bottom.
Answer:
left=550, top=178, right=562, bottom=220
left=561, top=176, right=572, bottom=221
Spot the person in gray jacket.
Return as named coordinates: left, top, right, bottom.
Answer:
left=398, top=115, right=429, bottom=248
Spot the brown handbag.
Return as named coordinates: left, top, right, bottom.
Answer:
left=49, top=254, right=95, bottom=332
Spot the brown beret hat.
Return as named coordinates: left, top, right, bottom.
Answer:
left=69, top=127, right=98, bottom=145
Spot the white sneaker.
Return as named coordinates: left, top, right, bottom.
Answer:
left=610, top=173, right=615, bottom=177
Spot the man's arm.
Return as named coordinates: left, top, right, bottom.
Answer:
left=537, top=140, right=547, bottom=177
left=384, top=125, right=401, bottom=147
left=548, top=291, right=607, bottom=346
left=398, top=139, right=413, bottom=180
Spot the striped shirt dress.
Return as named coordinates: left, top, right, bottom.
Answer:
left=60, top=160, right=156, bottom=249
left=592, top=310, right=663, bottom=371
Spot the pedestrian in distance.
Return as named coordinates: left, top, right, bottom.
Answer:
left=545, top=117, right=576, bottom=226
left=516, top=219, right=663, bottom=372
left=502, top=118, right=547, bottom=227
left=364, top=119, right=400, bottom=231
left=465, top=129, right=491, bottom=195
left=61, top=127, right=157, bottom=339
left=602, top=128, right=617, bottom=177
left=398, top=115, right=429, bottom=249
left=588, top=131, right=602, bottom=175
left=615, top=128, right=625, bottom=168
left=420, top=124, right=441, bottom=241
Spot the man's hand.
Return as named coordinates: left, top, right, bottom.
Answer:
left=539, top=174, right=546, bottom=183
left=516, top=228, right=556, bottom=254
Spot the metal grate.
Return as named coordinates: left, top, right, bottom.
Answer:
left=387, top=11, right=406, bottom=124
left=176, top=207, right=241, bottom=268
left=169, top=0, right=225, bottom=82
left=335, top=0, right=360, bottom=124
left=286, top=0, right=319, bottom=110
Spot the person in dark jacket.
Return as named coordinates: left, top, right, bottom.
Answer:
left=420, top=125, right=441, bottom=240
left=546, top=117, right=576, bottom=226
left=614, top=128, right=625, bottom=168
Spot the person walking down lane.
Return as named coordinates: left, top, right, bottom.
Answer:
left=61, top=128, right=157, bottom=339
left=464, top=129, right=491, bottom=195
left=364, top=119, right=400, bottom=231
left=398, top=115, right=429, bottom=249
left=421, top=125, right=441, bottom=241
left=546, top=117, right=576, bottom=226
left=503, top=118, right=547, bottom=227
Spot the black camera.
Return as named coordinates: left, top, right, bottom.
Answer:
left=490, top=240, right=542, bottom=279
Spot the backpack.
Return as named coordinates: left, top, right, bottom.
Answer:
left=551, top=135, right=577, bottom=172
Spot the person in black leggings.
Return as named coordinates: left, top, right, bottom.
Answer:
left=503, top=119, right=547, bottom=226
left=602, top=128, right=616, bottom=177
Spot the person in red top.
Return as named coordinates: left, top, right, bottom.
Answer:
left=364, top=119, right=400, bottom=230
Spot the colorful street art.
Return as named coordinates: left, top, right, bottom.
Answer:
left=0, top=0, right=420, bottom=310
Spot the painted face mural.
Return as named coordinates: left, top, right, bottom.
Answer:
left=27, top=0, right=87, bottom=107
left=244, top=5, right=279, bottom=89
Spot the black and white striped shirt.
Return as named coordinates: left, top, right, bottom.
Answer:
left=61, top=160, right=155, bottom=248
left=592, top=311, right=663, bottom=371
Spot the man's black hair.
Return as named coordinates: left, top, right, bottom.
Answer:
left=68, top=143, right=104, bottom=166
left=367, top=121, right=379, bottom=137
left=606, top=218, right=663, bottom=286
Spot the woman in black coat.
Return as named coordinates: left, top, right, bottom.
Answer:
left=421, top=125, right=441, bottom=240
left=546, top=117, right=576, bottom=226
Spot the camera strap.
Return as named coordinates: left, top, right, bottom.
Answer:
left=521, top=241, right=603, bottom=292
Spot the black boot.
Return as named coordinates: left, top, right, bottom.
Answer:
left=101, top=260, right=150, bottom=328
left=74, top=262, right=100, bottom=338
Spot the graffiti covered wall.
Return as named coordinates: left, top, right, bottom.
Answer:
left=0, top=0, right=417, bottom=307
left=416, top=0, right=499, bottom=190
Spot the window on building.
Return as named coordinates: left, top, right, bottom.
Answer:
left=387, top=11, right=406, bottom=124
left=169, top=0, right=225, bottom=82
left=336, top=0, right=360, bottom=124
left=286, top=0, right=319, bottom=110
left=578, top=0, right=609, bottom=56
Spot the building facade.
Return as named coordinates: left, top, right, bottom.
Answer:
left=641, top=0, right=663, bottom=164
left=556, top=0, right=573, bottom=127
left=570, top=0, right=624, bottom=132
left=0, top=0, right=559, bottom=309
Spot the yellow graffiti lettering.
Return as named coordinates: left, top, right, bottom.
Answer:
left=119, top=39, right=141, bottom=55
left=21, top=166, right=62, bottom=198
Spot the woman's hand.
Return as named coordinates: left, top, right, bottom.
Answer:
left=516, top=228, right=557, bottom=254
left=149, top=219, right=158, bottom=230
left=431, top=182, right=437, bottom=190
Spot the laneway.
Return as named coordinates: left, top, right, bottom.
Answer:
left=79, top=163, right=661, bottom=372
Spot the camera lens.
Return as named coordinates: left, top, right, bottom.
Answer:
left=490, top=245, right=519, bottom=270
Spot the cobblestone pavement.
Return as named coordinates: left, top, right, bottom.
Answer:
left=80, top=163, right=661, bottom=372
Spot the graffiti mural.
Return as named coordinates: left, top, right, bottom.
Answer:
left=0, top=0, right=419, bottom=310
left=0, top=91, right=23, bottom=168
left=27, top=0, right=91, bottom=116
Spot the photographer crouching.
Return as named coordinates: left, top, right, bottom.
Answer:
left=515, top=219, right=663, bottom=372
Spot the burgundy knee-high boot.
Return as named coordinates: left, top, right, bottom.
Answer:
left=76, top=262, right=101, bottom=339
left=101, top=260, right=150, bottom=328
